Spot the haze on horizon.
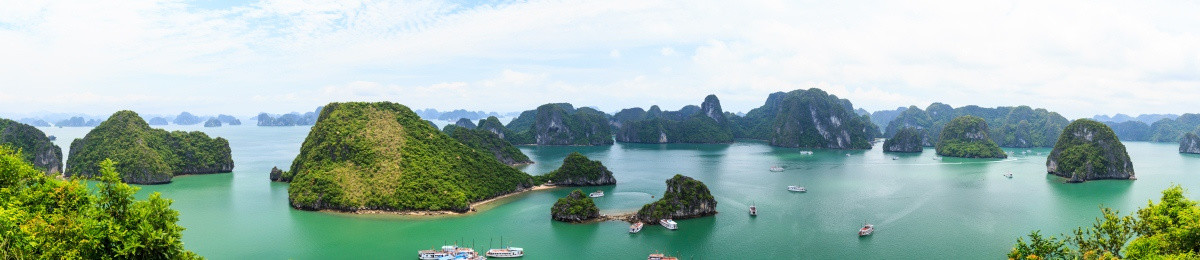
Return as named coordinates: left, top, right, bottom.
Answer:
left=1, top=0, right=1199, bottom=120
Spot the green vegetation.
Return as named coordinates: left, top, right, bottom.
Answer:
left=256, top=106, right=323, bottom=126
left=883, top=127, right=924, bottom=153
left=612, top=95, right=733, bottom=143
left=636, top=174, right=717, bottom=222
left=885, top=104, right=1069, bottom=148
left=1104, top=121, right=1152, bottom=142
left=444, top=124, right=532, bottom=166
left=936, top=115, right=1007, bottom=158
left=1008, top=185, right=1200, bottom=259
left=284, top=102, right=533, bottom=212
left=728, top=88, right=875, bottom=149
left=66, top=110, right=233, bottom=184
left=1047, top=119, right=1133, bottom=182
left=502, top=103, right=612, bottom=146
left=0, top=146, right=200, bottom=259
left=0, top=118, right=62, bottom=173
left=550, top=189, right=600, bottom=222
left=1148, top=114, right=1200, bottom=142
left=536, top=152, right=614, bottom=185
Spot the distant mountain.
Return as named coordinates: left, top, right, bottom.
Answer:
left=728, top=88, right=876, bottom=149
left=884, top=104, right=1068, bottom=148
left=257, top=106, right=323, bottom=126
left=148, top=117, right=170, bottom=125
left=869, top=107, right=907, bottom=133
left=500, top=103, right=613, bottom=146
left=1092, top=113, right=1179, bottom=125
left=18, top=118, right=50, bottom=127
left=55, top=117, right=100, bottom=127
left=611, top=95, right=733, bottom=144
left=172, top=112, right=204, bottom=125
left=216, top=114, right=242, bottom=125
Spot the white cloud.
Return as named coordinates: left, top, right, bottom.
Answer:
left=1, top=0, right=1199, bottom=119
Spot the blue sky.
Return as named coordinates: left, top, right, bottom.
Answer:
left=1, top=0, right=1199, bottom=119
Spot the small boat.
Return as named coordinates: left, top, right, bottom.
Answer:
left=859, top=224, right=875, bottom=236
left=845, top=153, right=851, bottom=156
left=799, top=151, right=814, bottom=155
left=769, top=166, right=784, bottom=172
left=1004, top=172, right=1013, bottom=178
left=589, top=190, right=604, bottom=198
left=648, top=253, right=680, bottom=260
left=485, top=247, right=523, bottom=258
left=787, top=186, right=807, bottom=192
left=749, top=204, right=757, bottom=216
left=892, top=156, right=899, bottom=160
left=420, top=245, right=483, bottom=260
left=629, top=222, right=644, bottom=233
left=659, top=219, right=678, bottom=230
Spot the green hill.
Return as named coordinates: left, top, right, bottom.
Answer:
left=0, top=118, right=62, bottom=173
left=936, top=115, right=1007, bottom=158
left=611, top=95, right=733, bottom=143
left=66, top=111, right=233, bottom=184
left=729, top=88, right=875, bottom=149
left=283, top=102, right=533, bottom=212
left=884, top=104, right=1069, bottom=148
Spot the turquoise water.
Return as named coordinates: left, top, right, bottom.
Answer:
left=38, top=125, right=1200, bottom=259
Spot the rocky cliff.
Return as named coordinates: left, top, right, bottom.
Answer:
left=1181, top=133, right=1200, bottom=154
left=269, top=166, right=285, bottom=181
left=936, top=115, right=1007, bottom=158
left=730, top=88, right=875, bottom=149
left=550, top=189, right=600, bottom=222
left=883, top=127, right=924, bottom=153
left=636, top=174, right=717, bottom=223
left=1047, top=119, right=1134, bottom=182
left=540, top=152, right=615, bottom=186
left=283, top=102, right=533, bottom=212
left=477, top=116, right=510, bottom=139
left=504, top=103, right=612, bottom=146
left=66, top=111, right=233, bottom=184
left=0, top=118, right=63, bottom=174
left=611, top=95, right=733, bottom=144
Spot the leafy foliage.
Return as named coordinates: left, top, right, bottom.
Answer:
left=444, top=125, right=532, bottom=166
left=0, top=118, right=62, bottom=173
left=936, top=116, right=1007, bottom=158
left=885, top=104, right=1069, bottom=148
left=66, top=111, right=233, bottom=184
left=285, top=102, right=533, bottom=212
left=550, top=189, right=599, bottom=222
left=882, top=127, right=924, bottom=152
left=1009, top=185, right=1200, bottom=259
left=1103, top=121, right=1152, bottom=142
left=0, top=147, right=200, bottom=259
left=1147, top=114, right=1200, bottom=142
left=536, top=152, right=614, bottom=185
left=611, top=95, right=733, bottom=144
left=728, top=88, right=875, bottom=149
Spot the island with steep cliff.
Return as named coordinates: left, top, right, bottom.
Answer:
left=173, top=112, right=204, bottom=125
left=0, top=118, right=63, bottom=174
left=883, top=127, right=924, bottom=153
left=500, top=103, right=613, bottom=146
left=278, top=102, right=534, bottom=213
left=66, top=111, right=233, bottom=184
left=636, top=174, right=717, bottom=223
left=1181, top=132, right=1200, bottom=154
left=203, top=118, right=222, bottom=127
left=550, top=189, right=600, bottom=222
left=1046, top=119, right=1135, bottom=182
left=728, top=88, right=877, bottom=149
left=885, top=104, right=1069, bottom=148
left=538, top=152, right=615, bottom=186
left=936, top=116, right=1006, bottom=158
left=611, top=95, right=733, bottom=143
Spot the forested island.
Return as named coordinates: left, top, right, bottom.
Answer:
left=148, top=116, right=170, bottom=125
left=537, top=152, right=615, bottom=186
left=1100, top=113, right=1200, bottom=143
left=611, top=95, right=733, bottom=143
left=884, top=104, right=1068, bottom=148
left=216, top=114, right=242, bottom=125
left=1181, top=133, right=1200, bottom=154
left=0, top=118, right=63, bottom=173
left=636, top=174, right=717, bottom=223
left=66, top=111, right=234, bottom=184
left=728, top=88, right=877, bottom=149
left=256, top=106, right=323, bottom=126
left=883, top=127, right=923, bottom=153
left=54, top=116, right=100, bottom=127
left=279, top=102, right=534, bottom=213
left=173, top=112, right=204, bottom=125
left=550, top=189, right=600, bottom=222
left=499, top=103, right=613, bottom=146
left=935, top=116, right=1007, bottom=158
left=203, top=118, right=222, bottom=127
left=1046, top=119, right=1134, bottom=182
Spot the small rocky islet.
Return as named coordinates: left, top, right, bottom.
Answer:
left=1046, top=119, right=1135, bottom=182
left=883, top=127, right=924, bottom=153
left=935, top=115, right=1007, bottom=159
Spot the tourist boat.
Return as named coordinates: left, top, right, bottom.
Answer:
left=769, top=166, right=784, bottom=172
left=799, top=151, right=814, bottom=155
left=749, top=204, right=757, bottom=216
left=660, top=219, right=678, bottom=230
left=419, top=245, right=483, bottom=260
left=629, top=222, right=644, bottom=233
left=1004, top=172, right=1013, bottom=178
left=648, top=253, right=680, bottom=260
left=892, top=156, right=899, bottom=160
left=485, top=247, right=523, bottom=258
left=589, top=190, right=604, bottom=198
left=787, top=186, right=807, bottom=192
left=859, top=224, right=875, bottom=236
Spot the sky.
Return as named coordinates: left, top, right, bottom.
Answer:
left=1, top=0, right=1199, bottom=119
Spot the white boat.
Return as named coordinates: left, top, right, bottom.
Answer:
left=1004, top=172, right=1013, bottom=178
left=892, top=156, right=899, bottom=160
left=648, top=253, right=680, bottom=260
left=485, top=247, right=523, bottom=258
left=589, top=190, right=604, bottom=198
left=787, top=186, right=806, bottom=192
left=799, top=151, right=814, bottom=155
left=420, top=245, right=483, bottom=260
left=859, top=224, right=875, bottom=236
left=769, top=166, right=784, bottom=172
left=660, top=219, right=678, bottom=230
left=749, top=204, right=757, bottom=216
left=629, top=222, right=644, bottom=233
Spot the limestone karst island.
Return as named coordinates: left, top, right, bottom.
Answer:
left=3, top=1, right=1200, bottom=259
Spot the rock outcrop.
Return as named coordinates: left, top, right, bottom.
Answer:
left=636, top=174, right=717, bottom=223
left=883, top=127, right=923, bottom=153
left=477, top=116, right=510, bottom=139
left=1180, top=133, right=1200, bottom=154
left=729, top=88, right=875, bottom=149
left=203, top=118, right=222, bottom=127
left=283, top=102, right=533, bottom=212
left=0, top=118, right=63, bottom=174
left=502, top=103, right=611, bottom=146
left=269, top=166, right=285, bottom=181
left=611, top=95, right=733, bottom=144
left=936, top=115, right=1007, bottom=158
left=1047, top=119, right=1134, bottom=182
left=550, top=189, right=600, bottom=222
left=66, top=111, right=233, bottom=184
left=541, top=152, right=615, bottom=186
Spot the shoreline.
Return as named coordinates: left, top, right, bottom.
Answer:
left=321, top=184, right=560, bottom=217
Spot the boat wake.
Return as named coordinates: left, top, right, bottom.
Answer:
left=881, top=188, right=937, bottom=225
